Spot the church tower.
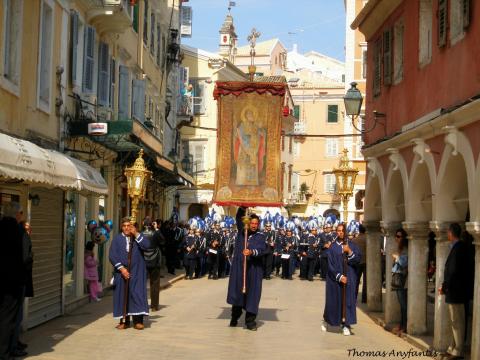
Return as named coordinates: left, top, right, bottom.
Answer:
left=218, top=10, right=237, bottom=62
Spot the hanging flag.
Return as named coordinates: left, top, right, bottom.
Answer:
left=213, top=81, right=286, bottom=207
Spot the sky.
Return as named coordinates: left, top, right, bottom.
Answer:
left=181, top=0, right=347, bottom=62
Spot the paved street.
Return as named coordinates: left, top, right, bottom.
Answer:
left=23, top=275, right=434, bottom=360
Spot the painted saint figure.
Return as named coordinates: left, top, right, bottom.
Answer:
left=234, top=107, right=266, bottom=186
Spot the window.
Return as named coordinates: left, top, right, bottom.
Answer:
left=118, top=65, right=130, bottom=120
left=97, top=42, right=110, bottom=106
left=373, top=37, right=382, bottom=97
left=383, top=28, right=393, bottom=85
left=184, top=140, right=207, bottom=173
left=150, top=13, right=155, bottom=56
left=109, top=58, right=116, bottom=109
left=132, top=79, right=145, bottom=122
left=38, top=0, right=54, bottom=110
left=438, top=0, right=448, bottom=47
left=70, top=11, right=85, bottom=86
left=450, top=0, right=470, bottom=45
left=362, top=49, right=367, bottom=79
left=83, top=26, right=96, bottom=93
left=393, top=20, right=404, bottom=84
left=156, top=24, right=162, bottom=66
left=2, top=0, right=23, bottom=91
left=293, top=105, right=300, bottom=119
left=143, top=0, right=148, bottom=45
left=324, top=174, right=336, bottom=194
left=418, top=0, right=433, bottom=66
left=325, top=138, right=338, bottom=157
left=190, top=78, right=206, bottom=114
left=327, top=104, right=338, bottom=123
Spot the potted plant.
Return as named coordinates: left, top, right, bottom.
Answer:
left=299, top=182, right=312, bottom=201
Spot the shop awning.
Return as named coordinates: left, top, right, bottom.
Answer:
left=0, top=133, right=108, bottom=195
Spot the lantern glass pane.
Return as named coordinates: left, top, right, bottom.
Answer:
left=135, top=176, right=142, bottom=190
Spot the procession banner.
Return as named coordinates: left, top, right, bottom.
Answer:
left=213, top=81, right=286, bottom=207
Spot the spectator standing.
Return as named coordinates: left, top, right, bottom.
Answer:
left=0, top=202, right=26, bottom=359
left=438, top=223, right=470, bottom=359
left=353, top=224, right=367, bottom=303
left=391, top=228, right=408, bottom=336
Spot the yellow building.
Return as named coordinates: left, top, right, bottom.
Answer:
left=0, top=0, right=192, bottom=328
left=177, top=43, right=247, bottom=220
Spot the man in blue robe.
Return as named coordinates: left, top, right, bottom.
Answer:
left=322, top=223, right=361, bottom=336
left=109, top=218, right=151, bottom=330
left=227, top=207, right=266, bottom=331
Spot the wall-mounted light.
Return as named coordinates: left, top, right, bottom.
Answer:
left=29, top=194, right=40, bottom=206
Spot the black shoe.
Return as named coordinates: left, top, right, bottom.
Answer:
left=208, top=274, right=212, bottom=279
left=265, top=276, right=271, bottom=280
left=229, top=319, right=238, bottom=327
left=308, top=278, right=314, bottom=282
left=17, top=342, right=27, bottom=350
left=246, top=323, right=257, bottom=331
left=10, top=349, right=28, bottom=357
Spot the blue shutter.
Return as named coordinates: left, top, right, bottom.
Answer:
left=132, top=79, right=146, bottom=122
left=70, top=11, right=79, bottom=83
left=83, top=26, right=95, bottom=92
left=97, top=42, right=109, bottom=106
left=118, top=65, right=129, bottom=120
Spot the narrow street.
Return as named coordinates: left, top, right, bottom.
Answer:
left=24, top=276, right=431, bottom=360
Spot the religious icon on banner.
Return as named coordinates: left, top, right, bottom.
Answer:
left=213, top=81, right=286, bottom=207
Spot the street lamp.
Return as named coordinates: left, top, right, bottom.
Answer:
left=344, top=82, right=385, bottom=133
left=333, top=149, right=359, bottom=222
left=124, top=149, right=152, bottom=223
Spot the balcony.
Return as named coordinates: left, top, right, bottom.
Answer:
left=286, top=192, right=312, bottom=205
left=84, top=0, right=132, bottom=35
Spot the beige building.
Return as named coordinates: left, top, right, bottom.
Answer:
left=234, top=38, right=287, bottom=77
left=177, top=43, right=247, bottom=220
left=284, top=49, right=366, bottom=220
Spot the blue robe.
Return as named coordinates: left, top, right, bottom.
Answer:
left=323, top=239, right=361, bottom=327
left=227, top=208, right=267, bottom=314
left=109, top=232, right=150, bottom=319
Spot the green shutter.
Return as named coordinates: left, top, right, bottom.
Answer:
left=293, top=105, right=300, bottom=120
left=327, top=105, right=338, bottom=123
left=438, top=0, right=447, bottom=47
left=133, top=3, right=139, bottom=33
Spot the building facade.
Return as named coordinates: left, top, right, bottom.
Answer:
left=0, top=0, right=192, bottom=329
left=353, top=0, right=480, bottom=357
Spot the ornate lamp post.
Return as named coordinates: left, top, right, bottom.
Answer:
left=333, top=149, right=359, bottom=222
left=124, top=149, right=152, bottom=223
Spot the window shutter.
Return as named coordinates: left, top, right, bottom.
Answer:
left=70, top=11, right=79, bottom=83
left=293, top=105, right=300, bottom=119
left=143, top=0, right=148, bottom=45
left=132, top=3, right=139, bottom=32
left=383, top=28, right=392, bottom=85
left=438, top=0, right=448, bottom=47
left=118, top=65, right=129, bottom=120
left=83, top=26, right=95, bottom=92
left=193, top=80, right=206, bottom=114
left=132, top=79, right=146, bottom=122
left=362, top=50, right=367, bottom=79
left=150, top=14, right=155, bottom=55
left=110, top=58, right=116, bottom=109
left=463, top=0, right=470, bottom=28
left=373, top=37, right=382, bottom=97
left=327, top=104, right=338, bottom=123
left=97, top=42, right=110, bottom=106
left=156, top=25, right=161, bottom=65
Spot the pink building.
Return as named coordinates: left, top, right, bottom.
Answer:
left=352, top=0, right=480, bottom=357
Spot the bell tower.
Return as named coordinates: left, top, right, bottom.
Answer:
left=218, top=9, right=237, bottom=62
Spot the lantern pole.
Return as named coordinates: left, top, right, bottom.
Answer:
left=333, top=149, right=358, bottom=223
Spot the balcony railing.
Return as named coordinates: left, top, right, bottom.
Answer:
left=286, top=192, right=309, bottom=205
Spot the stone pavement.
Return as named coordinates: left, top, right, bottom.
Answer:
left=23, top=275, right=437, bottom=360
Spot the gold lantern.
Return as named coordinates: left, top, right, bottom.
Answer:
left=124, top=149, right=152, bottom=223
left=333, top=149, right=359, bottom=222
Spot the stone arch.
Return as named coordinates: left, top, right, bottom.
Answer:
left=364, top=157, right=385, bottom=221
left=406, top=154, right=436, bottom=222
left=435, top=147, right=473, bottom=222
left=384, top=152, right=408, bottom=222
